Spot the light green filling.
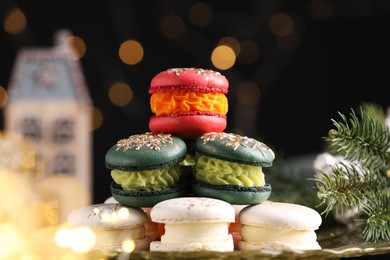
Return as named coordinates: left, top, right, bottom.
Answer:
left=195, top=155, right=265, bottom=186
left=180, top=153, right=196, bottom=166
left=111, top=166, right=181, bottom=191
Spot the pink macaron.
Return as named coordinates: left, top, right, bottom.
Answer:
left=149, top=68, right=229, bottom=139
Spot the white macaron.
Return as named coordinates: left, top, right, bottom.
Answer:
left=104, top=196, right=160, bottom=241
left=238, top=201, right=322, bottom=251
left=67, top=203, right=149, bottom=251
left=150, top=197, right=235, bottom=252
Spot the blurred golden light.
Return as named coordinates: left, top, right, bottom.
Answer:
left=119, top=40, right=144, bottom=65
left=269, top=12, right=294, bottom=37
left=121, top=239, right=136, bottom=253
left=218, top=36, right=241, bottom=56
left=309, top=0, right=333, bottom=20
left=160, top=15, right=186, bottom=40
left=277, top=31, right=301, bottom=53
left=211, top=45, right=236, bottom=70
left=0, top=86, right=8, bottom=108
left=237, top=41, right=260, bottom=64
left=108, top=82, right=133, bottom=107
left=118, top=207, right=130, bottom=220
left=101, top=212, right=112, bottom=223
left=0, top=223, right=25, bottom=259
left=93, top=207, right=100, bottom=214
left=188, top=2, right=213, bottom=27
left=70, top=226, right=95, bottom=253
left=55, top=227, right=73, bottom=248
left=4, top=8, right=27, bottom=35
left=64, top=36, right=86, bottom=60
left=236, top=81, right=261, bottom=106
left=89, top=107, right=103, bottom=131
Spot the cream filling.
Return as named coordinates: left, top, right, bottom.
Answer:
left=161, top=223, right=230, bottom=243
left=240, top=225, right=318, bottom=246
left=93, top=226, right=145, bottom=249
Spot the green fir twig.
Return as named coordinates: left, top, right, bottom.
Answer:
left=315, top=163, right=389, bottom=216
left=360, top=197, right=390, bottom=242
left=315, top=104, right=390, bottom=242
left=324, top=108, right=390, bottom=170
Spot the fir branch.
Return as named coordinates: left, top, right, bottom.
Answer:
left=315, top=163, right=389, bottom=216
left=316, top=104, right=390, bottom=242
left=359, top=198, right=390, bottom=242
left=325, top=108, right=390, bottom=170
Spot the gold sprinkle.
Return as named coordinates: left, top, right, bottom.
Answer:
left=116, top=132, right=173, bottom=151
left=201, top=132, right=273, bottom=158
left=167, top=68, right=221, bottom=77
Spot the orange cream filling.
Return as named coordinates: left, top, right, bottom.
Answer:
left=150, top=90, right=228, bottom=116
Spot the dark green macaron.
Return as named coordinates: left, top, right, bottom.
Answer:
left=195, top=132, right=275, bottom=167
left=105, top=132, right=189, bottom=207
left=105, top=132, right=187, bottom=171
left=192, top=132, right=275, bottom=205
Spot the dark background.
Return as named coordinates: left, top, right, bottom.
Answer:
left=0, top=0, right=389, bottom=203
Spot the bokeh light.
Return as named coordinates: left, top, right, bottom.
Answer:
left=3, top=8, right=27, bottom=35
left=55, top=226, right=96, bottom=253
left=218, top=36, right=241, bottom=56
left=0, top=86, right=8, bottom=108
left=188, top=2, right=213, bottom=27
left=211, top=45, right=236, bottom=70
left=108, top=82, right=133, bottom=107
left=69, top=226, right=95, bottom=253
left=236, top=81, right=261, bottom=106
left=269, top=12, right=294, bottom=37
left=89, top=107, right=103, bottom=131
left=117, top=207, right=130, bottom=220
left=55, top=226, right=73, bottom=248
left=119, top=40, right=144, bottom=65
left=64, top=36, right=86, bottom=60
left=237, top=41, right=260, bottom=64
left=160, top=15, right=186, bottom=40
left=122, top=239, right=136, bottom=253
left=0, top=223, right=25, bottom=259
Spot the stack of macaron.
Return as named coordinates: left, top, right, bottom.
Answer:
left=67, top=67, right=322, bottom=253
left=104, top=68, right=275, bottom=209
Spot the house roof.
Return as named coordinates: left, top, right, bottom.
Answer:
left=6, top=31, right=91, bottom=106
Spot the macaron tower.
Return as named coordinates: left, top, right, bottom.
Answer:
left=149, top=68, right=229, bottom=139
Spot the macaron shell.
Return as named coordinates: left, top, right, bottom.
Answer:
left=105, top=133, right=187, bottom=171
left=67, top=203, right=147, bottom=229
left=151, top=197, right=235, bottom=224
left=192, top=180, right=271, bottom=205
left=196, top=132, right=275, bottom=166
left=150, top=235, right=234, bottom=252
left=110, top=180, right=190, bottom=208
left=149, top=68, right=229, bottom=94
left=149, top=114, right=227, bottom=139
left=239, top=201, right=322, bottom=230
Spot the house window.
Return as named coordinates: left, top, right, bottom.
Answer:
left=21, top=117, right=42, bottom=140
left=53, top=154, right=75, bottom=175
left=53, top=118, right=74, bottom=143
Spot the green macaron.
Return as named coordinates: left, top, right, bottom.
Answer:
left=192, top=132, right=275, bottom=205
left=105, top=132, right=189, bottom=207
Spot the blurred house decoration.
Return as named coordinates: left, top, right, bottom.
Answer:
left=4, top=30, right=93, bottom=203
